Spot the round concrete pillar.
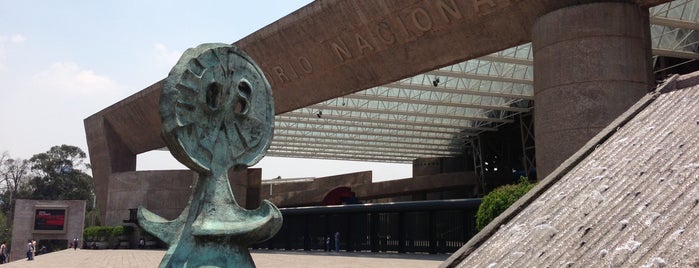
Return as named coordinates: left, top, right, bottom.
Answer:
left=532, top=2, right=653, bottom=178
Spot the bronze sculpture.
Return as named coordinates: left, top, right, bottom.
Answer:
left=138, top=43, right=282, bottom=267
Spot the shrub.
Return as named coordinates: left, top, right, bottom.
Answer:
left=83, top=226, right=100, bottom=241
left=476, top=177, right=536, bottom=231
left=110, top=225, right=134, bottom=237
left=83, top=226, right=115, bottom=241
left=111, top=226, right=124, bottom=237
left=96, top=226, right=113, bottom=240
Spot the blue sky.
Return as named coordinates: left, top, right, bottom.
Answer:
left=0, top=0, right=411, bottom=181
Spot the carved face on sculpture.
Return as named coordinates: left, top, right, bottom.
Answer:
left=160, top=43, right=274, bottom=174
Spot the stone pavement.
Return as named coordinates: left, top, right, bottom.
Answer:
left=1, top=249, right=448, bottom=268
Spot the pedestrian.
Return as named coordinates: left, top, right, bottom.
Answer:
left=73, top=238, right=79, bottom=250
left=334, top=231, right=340, bottom=252
left=0, top=241, right=6, bottom=264
left=26, top=239, right=33, bottom=261
left=139, top=238, right=145, bottom=249
left=325, top=236, right=330, bottom=252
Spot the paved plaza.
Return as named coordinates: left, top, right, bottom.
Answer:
left=1, top=249, right=448, bottom=268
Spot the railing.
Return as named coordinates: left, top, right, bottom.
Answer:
left=253, top=199, right=481, bottom=254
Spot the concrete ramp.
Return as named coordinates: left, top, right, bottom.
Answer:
left=442, top=71, right=699, bottom=267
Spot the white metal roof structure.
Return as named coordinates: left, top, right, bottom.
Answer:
left=267, top=0, right=699, bottom=163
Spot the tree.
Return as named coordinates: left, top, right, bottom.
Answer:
left=26, top=145, right=94, bottom=204
left=0, top=212, right=9, bottom=245
left=0, top=152, right=32, bottom=215
left=0, top=151, right=33, bottom=247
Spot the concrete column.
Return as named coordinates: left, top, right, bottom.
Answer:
left=532, top=2, right=653, bottom=178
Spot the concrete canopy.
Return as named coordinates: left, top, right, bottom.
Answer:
left=85, top=0, right=698, bottom=163
left=85, top=0, right=694, bottom=221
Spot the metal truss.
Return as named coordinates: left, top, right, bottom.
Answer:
left=266, top=0, right=699, bottom=164
left=466, top=137, right=486, bottom=195
left=650, top=0, right=699, bottom=68
left=519, top=112, right=536, bottom=178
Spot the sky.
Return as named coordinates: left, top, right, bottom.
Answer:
left=0, top=0, right=412, bottom=181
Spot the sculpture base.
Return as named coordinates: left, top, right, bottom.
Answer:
left=162, top=241, right=255, bottom=268
left=138, top=171, right=282, bottom=268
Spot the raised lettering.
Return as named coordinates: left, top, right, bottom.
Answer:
left=355, top=33, right=375, bottom=55
left=395, top=15, right=414, bottom=39
left=376, top=22, right=396, bottom=44
left=330, top=40, right=352, bottom=62
left=273, top=66, right=289, bottom=84
left=473, top=0, right=496, bottom=13
left=297, top=57, right=313, bottom=73
left=436, top=0, right=462, bottom=23
left=287, top=62, right=299, bottom=79
left=410, top=8, right=433, bottom=32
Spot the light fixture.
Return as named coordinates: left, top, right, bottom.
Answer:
left=432, top=77, right=440, bottom=87
left=316, top=110, right=323, bottom=118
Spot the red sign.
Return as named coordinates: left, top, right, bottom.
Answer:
left=34, top=209, right=66, bottom=231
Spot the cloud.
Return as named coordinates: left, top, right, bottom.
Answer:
left=0, top=34, right=26, bottom=72
left=31, top=62, right=122, bottom=96
left=0, top=34, right=26, bottom=44
left=9, top=34, right=26, bottom=44
left=154, top=43, right=181, bottom=66
left=2, top=60, right=123, bottom=161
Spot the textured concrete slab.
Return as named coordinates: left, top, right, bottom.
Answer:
left=442, top=72, right=699, bottom=267
left=2, top=249, right=448, bottom=268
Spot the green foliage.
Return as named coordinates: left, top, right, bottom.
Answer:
left=111, top=225, right=133, bottom=236
left=84, top=226, right=115, bottom=241
left=0, top=153, right=32, bottom=215
left=111, top=226, right=125, bottom=237
left=28, top=145, right=89, bottom=177
left=85, top=225, right=134, bottom=242
left=0, top=211, right=10, bottom=246
left=476, top=177, right=536, bottom=231
left=83, top=226, right=100, bottom=241
left=97, top=226, right=113, bottom=240
left=26, top=145, right=94, bottom=202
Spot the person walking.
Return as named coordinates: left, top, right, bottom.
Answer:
left=26, top=239, right=33, bottom=261
left=0, top=241, right=6, bottom=264
left=73, top=238, right=79, bottom=250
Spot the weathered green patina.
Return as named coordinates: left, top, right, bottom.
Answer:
left=138, top=43, right=282, bottom=267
